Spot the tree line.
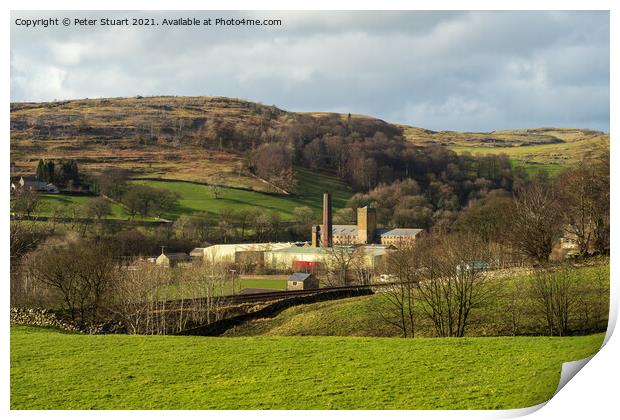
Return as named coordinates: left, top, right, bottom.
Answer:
left=452, top=151, right=609, bottom=261
left=376, top=233, right=608, bottom=339
left=35, top=159, right=80, bottom=187
left=12, top=233, right=231, bottom=334
left=93, top=168, right=180, bottom=219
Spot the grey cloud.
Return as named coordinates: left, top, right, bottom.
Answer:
left=10, top=10, right=609, bottom=131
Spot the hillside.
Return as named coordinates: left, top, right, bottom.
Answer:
left=11, top=96, right=607, bottom=194
left=10, top=325, right=604, bottom=409
left=10, top=96, right=288, bottom=191
left=10, top=96, right=398, bottom=192
left=401, top=125, right=610, bottom=175
left=26, top=166, right=352, bottom=221
left=131, top=168, right=351, bottom=220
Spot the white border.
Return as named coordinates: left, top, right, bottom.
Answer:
left=2, top=1, right=617, bottom=419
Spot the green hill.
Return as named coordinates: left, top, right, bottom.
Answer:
left=21, top=166, right=352, bottom=222
left=10, top=96, right=396, bottom=193
left=132, top=167, right=352, bottom=220
left=10, top=325, right=604, bottom=409
left=401, top=125, right=609, bottom=175
left=11, top=96, right=606, bottom=195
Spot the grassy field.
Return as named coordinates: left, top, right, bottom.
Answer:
left=15, top=194, right=156, bottom=221
left=448, top=135, right=609, bottom=176
left=10, top=325, right=604, bottom=409
left=16, top=166, right=351, bottom=223
left=132, top=167, right=352, bottom=220
left=35, top=194, right=127, bottom=219
left=225, top=264, right=609, bottom=338
left=401, top=126, right=609, bottom=175
left=401, top=125, right=609, bottom=176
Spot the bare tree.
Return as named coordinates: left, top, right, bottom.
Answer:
left=24, top=238, right=118, bottom=323
left=374, top=246, right=419, bottom=338
left=530, top=265, right=578, bottom=336
left=416, top=233, right=491, bottom=337
left=209, top=184, right=223, bottom=200
left=10, top=222, right=52, bottom=306
left=178, top=261, right=228, bottom=326
left=82, top=196, right=112, bottom=222
left=323, top=246, right=365, bottom=287
left=508, top=182, right=564, bottom=262
left=11, top=188, right=40, bottom=217
left=109, top=263, right=169, bottom=334
left=508, top=281, right=526, bottom=336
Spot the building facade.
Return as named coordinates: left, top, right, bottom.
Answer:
left=312, top=197, right=423, bottom=247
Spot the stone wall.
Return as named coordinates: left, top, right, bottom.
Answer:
left=10, top=307, right=125, bottom=334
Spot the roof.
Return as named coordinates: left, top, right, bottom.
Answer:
left=331, top=226, right=423, bottom=239
left=270, top=246, right=327, bottom=255
left=189, top=248, right=205, bottom=257
left=204, top=242, right=297, bottom=252
left=377, top=228, right=423, bottom=238
left=161, top=252, right=189, bottom=260
left=332, top=225, right=357, bottom=236
left=21, top=179, right=48, bottom=188
left=288, top=273, right=313, bottom=282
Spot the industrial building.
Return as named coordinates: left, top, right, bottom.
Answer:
left=191, top=192, right=423, bottom=272
left=311, top=192, right=423, bottom=247
left=193, top=242, right=297, bottom=265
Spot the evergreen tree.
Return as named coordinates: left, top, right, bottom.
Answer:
left=35, top=160, right=45, bottom=181
left=44, top=161, right=55, bottom=183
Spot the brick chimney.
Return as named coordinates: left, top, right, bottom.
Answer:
left=322, top=192, right=333, bottom=247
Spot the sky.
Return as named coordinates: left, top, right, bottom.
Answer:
left=10, top=10, right=610, bottom=132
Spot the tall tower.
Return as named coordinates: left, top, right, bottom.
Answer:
left=357, top=206, right=377, bottom=244
left=322, top=192, right=333, bottom=247
left=311, top=225, right=320, bottom=247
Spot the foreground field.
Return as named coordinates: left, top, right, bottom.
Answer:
left=10, top=326, right=603, bottom=409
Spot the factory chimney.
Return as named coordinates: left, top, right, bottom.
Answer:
left=322, top=192, right=333, bottom=247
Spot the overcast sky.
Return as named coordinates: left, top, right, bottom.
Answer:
left=10, top=11, right=609, bottom=132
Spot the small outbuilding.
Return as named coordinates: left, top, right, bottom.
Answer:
left=287, top=272, right=319, bottom=291
left=156, top=251, right=190, bottom=268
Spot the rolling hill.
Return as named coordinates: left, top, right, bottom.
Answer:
left=10, top=96, right=289, bottom=192
left=400, top=125, right=610, bottom=175
left=10, top=96, right=398, bottom=193
left=10, top=95, right=609, bottom=193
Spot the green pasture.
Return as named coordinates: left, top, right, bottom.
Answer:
left=132, top=167, right=352, bottom=220
left=10, top=326, right=603, bottom=409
